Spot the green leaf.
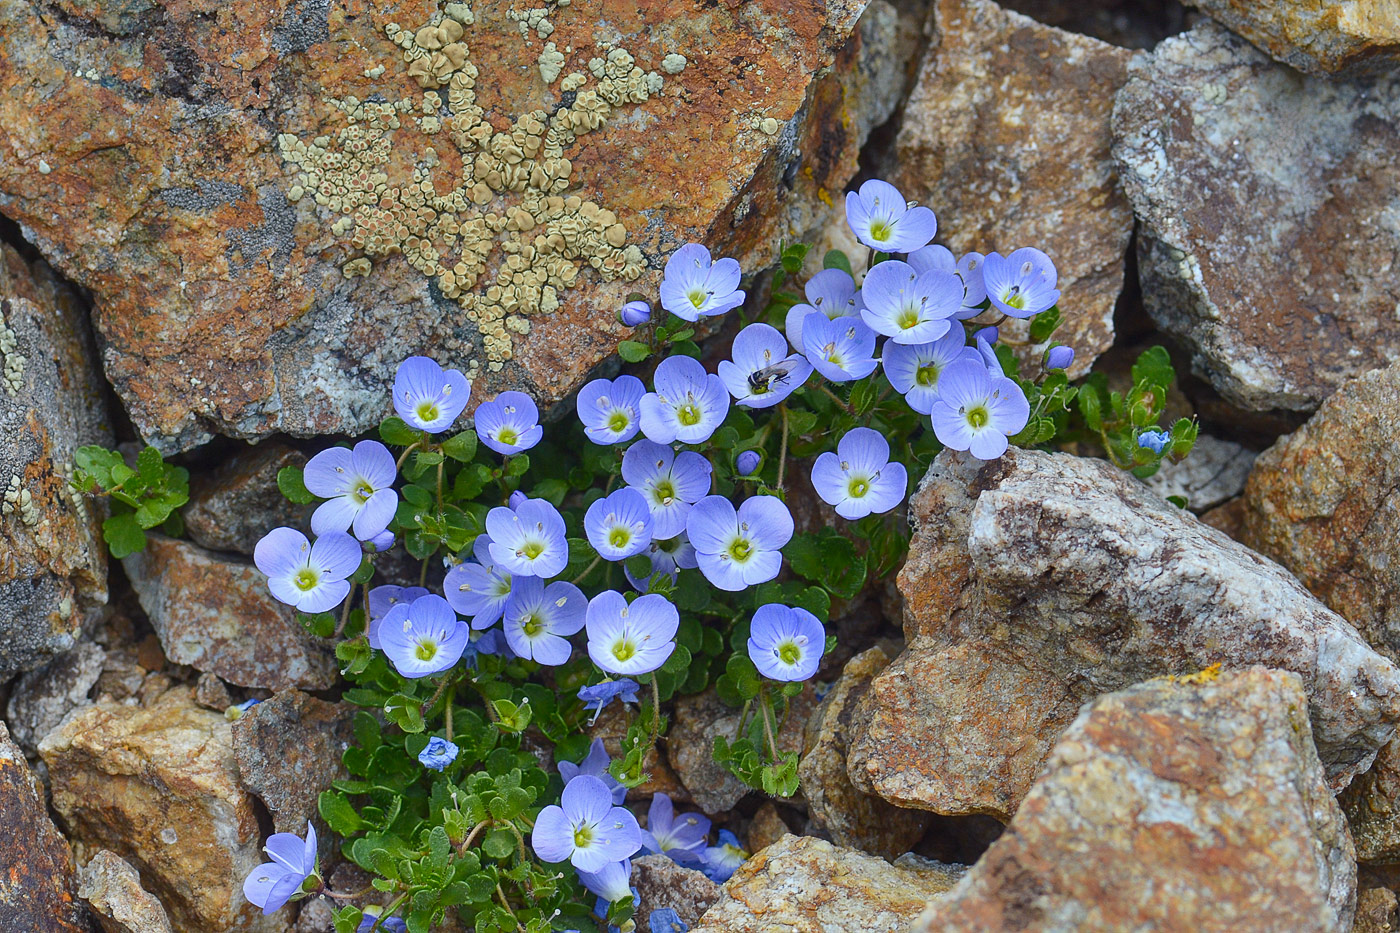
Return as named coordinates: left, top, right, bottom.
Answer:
left=102, top=511, right=146, bottom=559
left=380, top=416, right=420, bottom=446
left=319, top=791, right=366, bottom=835
left=442, top=430, right=479, bottom=463
left=780, top=241, right=810, bottom=275
left=384, top=694, right=425, bottom=733
left=504, top=454, right=530, bottom=479
left=1166, top=494, right=1189, bottom=509
left=277, top=465, right=317, bottom=504
left=618, top=340, right=652, bottom=363
left=74, top=445, right=124, bottom=490
left=481, top=828, right=515, bottom=860
left=1027, top=305, right=1062, bottom=344
left=849, top=378, right=879, bottom=416
left=785, top=408, right=819, bottom=437
left=1077, top=382, right=1104, bottom=432
left=822, top=249, right=853, bottom=276
left=136, top=446, right=164, bottom=486
left=1131, top=345, right=1175, bottom=394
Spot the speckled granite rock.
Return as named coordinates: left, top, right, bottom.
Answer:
left=633, top=853, right=721, bottom=929
left=799, top=645, right=929, bottom=858
left=0, top=0, right=908, bottom=453
left=1355, top=884, right=1400, bottom=933
left=848, top=448, right=1400, bottom=820
left=77, top=850, right=174, bottom=933
left=1143, top=433, right=1256, bottom=512
left=123, top=534, right=337, bottom=690
left=914, top=667, right=1356, bottom=932
left=1113, top=22, right=1400, bottom=412
left=890, top=0, right=1134, bottom=378
left=39, top=687, right=288, bottom=933
left=692, top=834, right=964, bottom=933
left=6, top=641, right=104, bottom=753
left=183, top=442, right=310, bottom=555
left=0, top=242, right=110, bottom=677
left=1344, top=737, right=1400, bottom=864
left=1185, top=0, right=1400, bottom=75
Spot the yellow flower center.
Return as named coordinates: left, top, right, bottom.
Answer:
left=416, top=400, right=441, bottom=423
left=966, top=406, right=989, bottom=429
left=611, top=637, right=637, bottom=662
left=677, top=403, right=702, bottom=426
left=777, top=640, right=802, bottom=665
left=294, top=568, right=319, bottom=591
left=415, top=640, right=439, bottom=662
left=607, top=411, right=630, bottom=432
left=727, top=537, right=753, bottom=562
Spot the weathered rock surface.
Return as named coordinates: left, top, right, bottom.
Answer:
left=39, top=687, right=288, bottom=933
left=848, top=448, right=1400, bottom=820
left=1143, top=433, right=1255, bottom=512
left=692, top=834, right=963, bottom=933
left=1345, top=738, right=1400, bottom=864
left=0, top=242, right=110, bottom=677
left=633, top=853, right=721, bottom=929
left=6, top=640, right=104, bottom=752
left=0, top=0, right=911, bottom=453
left=913, top=668, right=1356, bottom=932
left=0, top=720, right=95, bottom=932
left=1184, top=0, right=1400, bottom=75
left=232, top=688, right=354, bottom=837
left=1356, top=884, right=1400, bottom=933
left=1113, top=22, right=1400, bottom=412
left=124, top=534, right=337, bottom=690
left=183, top=442, right=310, bottom=555
left=891, top=0, right=1134, bottom=378
left=799, top=645, right=929, bottom=858
left=78, top=850, right=175, bottom=933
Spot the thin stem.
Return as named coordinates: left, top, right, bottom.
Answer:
left=322, top=884, right=375, bottom=900
left=817, top=384, right=852, bottom=413
left=418, top=557, right=429, bottom=587
left=733, top=697, right=752, bottom=742
left=395, top=442, right=421, bottom=471
left=421, top=675, right=453, bottom=717
left=444, top=682, right=456, bottom=742
left=457, top=819, right=490, bottom=856
left=570, top=554, right=602, bottom=586
left=776, top=405, right=790, bottom=492
left=333, top=582, right=357, bottom=639
left=758, top=686, right=780, bottom=764
left=436, top=458, right=445, bottom=509
left=647, top=674, right=663, bottom=751
left=495, top=883, right=523, bottom=930
left=365, top=893, right=408, bottom=933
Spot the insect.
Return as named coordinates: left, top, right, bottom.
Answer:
left=747, top=359, right=802, bottom=394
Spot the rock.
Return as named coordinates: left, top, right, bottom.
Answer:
left=1200, top=495, right=1247, bottom=541
left=1346, top=738, right=1400, bottom=863
left=123, top=534, right=337, bottom=690
left=232, top=688, right=354, bottom=837
left=1356, top=885, right=1400, bottom=933
left=0, top=720, right=95, bottom=932
left=293, top=899, right=337, bottom=933
left=745, top=803, right=791, bottom=854
left=39, top=687, right=288, bottom=933
left=0, top=242, right=111, bottom=677
left=588, top=701, right=688, bottom=804
left=912, top=667, right=1356, bottom=932
left=0, top=0, right=907, bottom=454
left=799, top=646, right=929, bottom=858
left=1112, top=22, right=1400, bottom=413
left=848, top=448, right=1400, bottom=820
left=6, top=641, right=104, bottom=752
left=182, top=442, right=310, bottom=555
left=890, top=0, right=1134, bottom=378
left=1142, top=433, right=1255, bottom=512
left=1183, top=0, right=1400, bottom=75
left=691, top=834, right=963, bottom=933
left=998, top=0, right=1195, bottom=49
left=633, top=853, right=721, bottom=929
left=193, top=671, right=233, bottom=712
left=77, top=850, right=175, bottom=933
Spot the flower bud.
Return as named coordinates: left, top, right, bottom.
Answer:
left=1137, top=429, right=1171, bottom=455
left=974, top=325, right=999, bottom=346
left=365, top=530, right=395, bottom=553
left=619, top=300, right=652, bottom=327
left=736, top=450, right=761, bottom=475
left=1045, top=345, right=1074, bottom=370
left=509, top=490, right=528, bottom=510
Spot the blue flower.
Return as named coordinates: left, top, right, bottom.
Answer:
left=585, top=488, right=655, bottom=561
left=974, top=325, right=999, bottom=346
left=784, top=268, right=861, bottom=351
left=748, top=604, right=825, bottom=682
left=735, top=450, right=761, bottom=476
left=881, top=328, right=980, bottom=416
left=578, top=858, right=634, bottom=903
left=578, top=678, right=641, bottom=722
left=501, top=575, right=587, bottom=665
left=717, top=323, right=811, bottom=408
left=982, top=248, right=1060, bottom=318
left=254, top=528, right=360, bottom=614
left=810, top=428, right=908, bottom=520
left=1045, top=345, right=1074, bottom=370
left=623, top=534, right=698, bottom=593
left=443, top=535, right=512, bottom=629
left=620, top=300, right=652, bottom=327
left=302, top=440, right=399, bottom=541
left=485, top=498, right=569, bottom=578
left=366, top=585, right=429, bottom=649
left=586, top=591, right=679, bottom=676
left=1137, top=429, right=1171, bottom=455
left=800, top=313, right=879, bottom=383
left=686, top=495, right=793, bottom=592
left=225, top=698, right=260, bottom=722
left=559, top=737, right=627, bottom=804
left=243, top=822, right=317, bottom=914
left=578, top=376, right=647, bottom=445
left=858, top=259, right=962, bottom=345
left=393, top=356, right=471, bottom=433
left=659, top=244, right=745, bottom=322
left=701, top=830, right=748, bottom=884
left=973, top=333, right=1004, bottom=377
left=357, top=907, right=408, bottom=933
left=639, top=356, right=730, bottom=445
left=378, top=594, right=472, bottom=679
left=531, top=774, right=643, bottom=872
left=475, top=391, right=544, bottom=455
left=929, top=360, right=1030, bottom=461
left=621, top=440, right=712, bottom=539
left=418, top=736, right=459, bottom=771
left=650, top=908, right=689, bottom=932
left=844, top=179, right=936, bottom=253
left=364, top=530, right=396, bottom=552
left=906, top=245, right=988, bottom=319
left=641, top=793, right=710, bottom=868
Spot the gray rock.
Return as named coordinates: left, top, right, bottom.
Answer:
left=1143, top=433, right=1256, bottom=512
left=633, top=854, right=720, bottom=929
left=182, top=442, right=310, bottom=556
left=1113, top=22, right=1400, bottom=412
left=78, top=849, right=175, bottom=933
left=1183, top=0, right=1400, bottom=75
left=6, top=641, right=104, bottom=752
left=232, top=689, right=354, bottom=837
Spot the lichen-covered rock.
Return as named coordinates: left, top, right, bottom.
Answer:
left=6, top=641, right=104, bottom=753
left=913, top=668, right=1356, bottom=932
left=1143, top=433, right=1256, bottom=512
left=890, top=0, right=1134, bottom=378
left=799, top=645, right=929, bottom=858
left=848, top=448, right=1400, bottom=820
left=0, top=0, right=911, bottom=454
left=0, top=242, right=110, bottom=677
left=633, top=853, right=721, bottom=929
left=1344, top=737, right=1400, bottom=864
left=123, top=534, right=336, bottom=690
left=692, top=834, right=964, bottom=933
left=0, top=720, right=95, bottom=932
left=39, top=687, right=289, bottom=933
left=183, top=442, right=310, bottom=555
left=232, top=688, right=354, bottom=837
left=1113, top=22, right=1400, bottom=412
left=1184, top=0, right=1400, bottom=75
left=1356, top=884, right=1400, bottom=933
left=77, top=849, right=175, bottom=933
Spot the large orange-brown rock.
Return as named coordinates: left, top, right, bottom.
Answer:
left=890, top=0, right=1134, bottom=378
left=0, top=0, right=915, bottom=453
left=0, top=243, right=110, bottom=676
left=1185, top=0, right=1400, bottom=75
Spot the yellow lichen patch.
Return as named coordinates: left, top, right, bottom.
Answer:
left=0, top=299, right=25, bottom=395
left=1166, top=663, right=1223, bottom=686
left=277, top=1, right=662, bottom=371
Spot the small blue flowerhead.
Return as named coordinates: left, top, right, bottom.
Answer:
left=620, top=300, right=653, bottom=327
left=578, top=376, right=646, bottom=445
left=717, top=323, right=811, bottom=408
left=974, top=325, right=999, bottom=346
left=366, top=584, right=429, bottom=649
left=623, top=534, right=698, bottom=593
left=378, top=594, right=472, bottom=679
left=393, top=356, right=471, bottom=433
left=578, top=678, right=641, bottom=722
left=501, top=575, right=587, bottom=665
left=982, top=247, right=1060, bottom=319
left=485, top=498, right=569, bottom=578
left=810, top=428, right=908, bottom=521
left=1045, top=345, right=1075, bottom=371
left=650, top=908, right=689, bottom=932
left=658, top=243, right=746, bottom=322
left=906, top=245, right=988, bottom=319
left=735, top=450, right=761, bottom=476
left=586, top=591, right=679, bottom=676
left=243, top=822, right=318, bottom=915
left=701, top=829, right=748, bottom=884
left=800, top=313, right=879, bottom=383
left=1137, top=429, right=1171, bottom=455
left=531, top=774, right=643, bottom=872
left=509, top=490, right=528, bottom=510
left=686, top=495, right=794, bottom=592
left=784, top=267, right=861, bottom=350
left=641, top=793, right=710, bottom=868
left=356, top=907, right=408, bottom=933
left=844, top=179, right=936, bottom=253
left=858, top=259, right=962, bottom=345
left=475, top=390, right=544, bottom=456
left=443, top=535, right=513, bottom=629
left=559, top=737, right=627, bottom=804
left=930, top=359, right=1030, bottom=461
left=585, top=487, right=655, bottom=561
left=639, top=356, right=730, bottom=445
left=578, top=858, right=634, bottom=903
left=254, top=528, right=361, bottom=614
left=621, top=440, right=712, bottom=539
left=418, top=736, right=459, bottom=772
left=747, top=603, right=825, bottom=682
left=303, top=440, right=399, bottom=541
left=881, top=328, right=981, bottom=416
left=225, top=698, right=260, bottom=722
left=364, top=529, right=396, bottom=553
